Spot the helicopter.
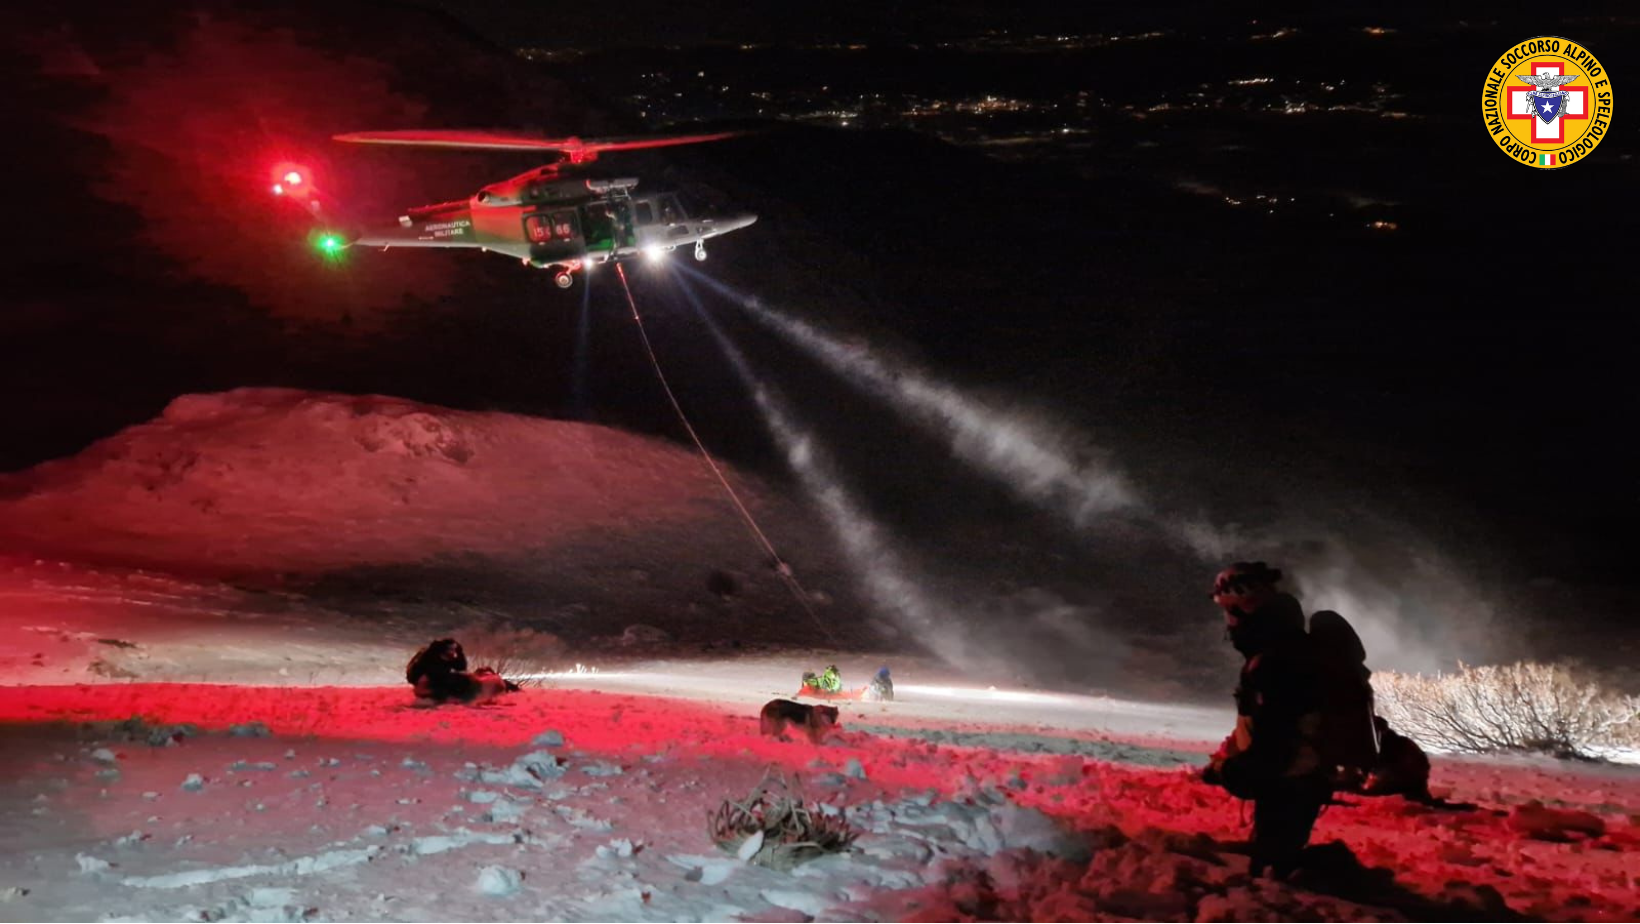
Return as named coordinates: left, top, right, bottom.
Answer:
left=273, top=129, right=757, bottom=288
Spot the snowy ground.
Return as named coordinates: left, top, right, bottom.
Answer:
left=1, top=567, right=1638, bottom=924
left=3, top=392, right=1640, bottom=920
left=1, top=676, right=1638, bottom=923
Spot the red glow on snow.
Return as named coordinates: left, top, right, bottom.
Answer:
left=1, top=680, right=1638, bottom=918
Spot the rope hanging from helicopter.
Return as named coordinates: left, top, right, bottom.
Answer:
left=611, top=263, right=837, bottom=644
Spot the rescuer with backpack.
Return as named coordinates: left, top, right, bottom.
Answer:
left=1201, top=562, right=1381, bottom=879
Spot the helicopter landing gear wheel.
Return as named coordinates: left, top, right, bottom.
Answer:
left=694, top=241, right=708, bottom=262
left=553, top=271, right=574, bottom=289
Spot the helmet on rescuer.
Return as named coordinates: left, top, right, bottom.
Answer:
left=1211, top=561, right=1284, bottom=611
left=1212, top=562, right=1303, bottom=656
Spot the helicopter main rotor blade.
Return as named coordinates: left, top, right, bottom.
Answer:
left=332, top=130, right=739, bottom=155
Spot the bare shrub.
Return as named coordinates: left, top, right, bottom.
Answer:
left=709, top=769, right=856, bottom=870
left=1375, top=661, right=1640, bottom=759
left=457, top=623, right=566, bottom=688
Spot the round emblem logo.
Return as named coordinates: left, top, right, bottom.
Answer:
left=1482, top=37, right=1612, bottom=169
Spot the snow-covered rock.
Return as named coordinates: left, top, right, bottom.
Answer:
left=759, top=887, right=834, bottom=917
left=553, top=806, right=613, bottom=831
left=481, top=799, right=528, bottom=824
left=995, top=801, right=1090, bottom=861
left=404, top=831, right=516, bottom=857
left=596, top=838, right=639, bottom=859
left=484, top=751, right=566, bottom=788
left=668, top=854, right=740, bottom=886
left=474, top=866, right=523, bottom=896
left=229, top=760, right=278, bottom=772
left=736, top=830, right=765, bottom=861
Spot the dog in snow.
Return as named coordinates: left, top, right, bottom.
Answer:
left=760, top=698, right=840, bottom=744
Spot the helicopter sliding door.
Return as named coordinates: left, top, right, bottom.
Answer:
left=524, top=209, right=583, bottom=263
left=580, top=201, right=641, bottom=259
left=631, top=194, right=702, bottom=251
left=580, top=204, right=610, bottom=256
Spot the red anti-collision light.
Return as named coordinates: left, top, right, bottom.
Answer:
left=270, top=162, right=314, bottom=198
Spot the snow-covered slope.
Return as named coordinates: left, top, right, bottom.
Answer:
left=0, top=390, right=875, bottom=650
left=0, top=388, right=793, bottom=575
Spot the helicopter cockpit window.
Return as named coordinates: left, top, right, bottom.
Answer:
left=658, top=194, right=686, bottom=223
left=633, top=201, right=656, bottom=225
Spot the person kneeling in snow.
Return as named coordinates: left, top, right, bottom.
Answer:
left=797, top=665, right=846, bottom=698
left=1201, top=562, right=1333, bottom=880
left=819, top=664, right=842, bottom=693
left=406, top=638, right=520, bottom=706
left=862, top=666, right=894, bottom=702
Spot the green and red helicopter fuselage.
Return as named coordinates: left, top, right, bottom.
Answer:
left=276, top=130, right=757, bottom=288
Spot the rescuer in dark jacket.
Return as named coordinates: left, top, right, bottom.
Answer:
left=1201, top=562, right=1333, bottom=879
left=406, top=638, right=471, bottom=702
left=406, top=637, right=522, bottom=705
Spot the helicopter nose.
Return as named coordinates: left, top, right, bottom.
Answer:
left=707, top=212, right=758, bottom=236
